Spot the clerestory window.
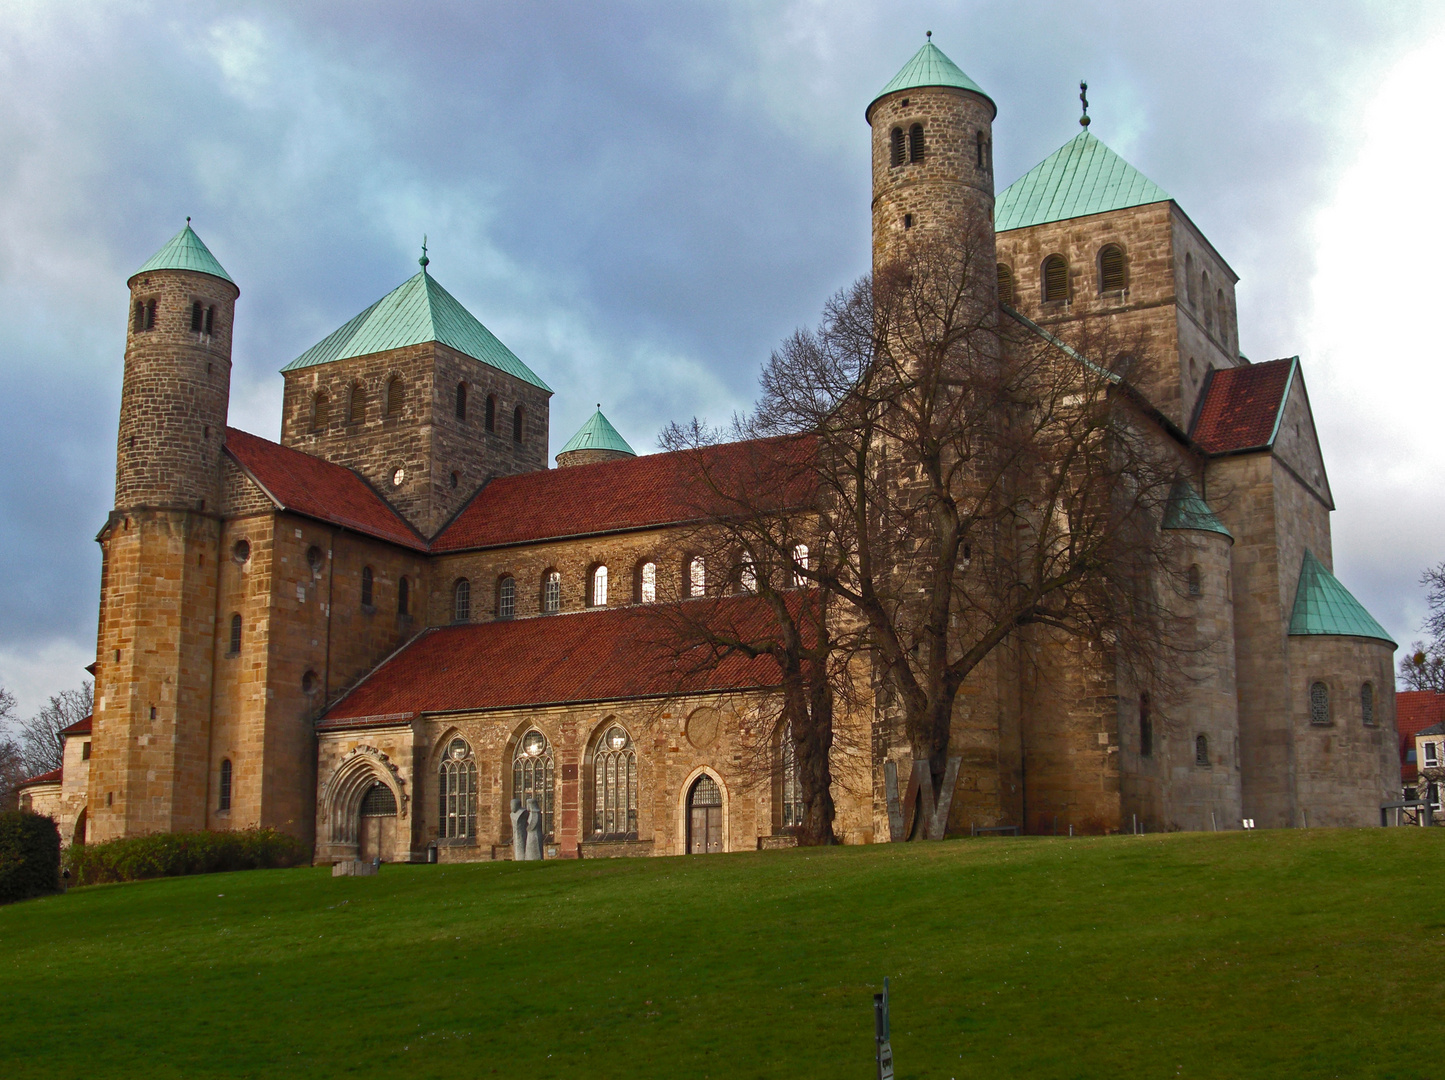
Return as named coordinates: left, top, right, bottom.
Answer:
left=360, top=565, right=374, bottom=608
left=453, top=578, right=471, bottom=622
left=1042, top=255, right=1069, bottom=302
left=997, top=264, right=1015, bottom=307
left=542, top=570, right=561, bottom=613
left=497, top=575, right=515, bottom=619
left=1099, top=244, right=1127, bottom=292
left=639, top=561, right=657, bottom=604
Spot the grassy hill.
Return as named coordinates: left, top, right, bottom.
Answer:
left=1, top=829, right=1441, bottom=1079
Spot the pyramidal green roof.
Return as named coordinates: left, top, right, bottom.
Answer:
left=1161, top=481, right=1232, bottom=540
left=868, top=40, right=993, bottom=118
left=132, top=223, right=233, bottom=285
left=281, top=270, right=550, bottom=391
left=558, top=408, right=636, bottom=457
left=1288, top=551, right=1394, bottom=645
left=995, top=130, right=1171, bottom=232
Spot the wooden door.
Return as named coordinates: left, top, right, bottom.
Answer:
left=687, top=775, right=724, bottom=854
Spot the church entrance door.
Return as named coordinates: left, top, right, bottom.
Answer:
left=687, top=775, right=723, bottom=854
left=357, top=781, right=398, bottom=862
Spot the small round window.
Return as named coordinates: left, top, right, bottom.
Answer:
left=449, top=737, right=470, bottom=760
left=302, top=670, right=318, bottom=694
left=306, top=545, right=323, bottom=573
left=522, top=730, right=548, bottom=758
left=232, top=539, right=251, bottom=564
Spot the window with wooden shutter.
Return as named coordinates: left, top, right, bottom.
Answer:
left=348, top=383, right=365, bottom=424
left=191, top=302, right=204, bottom=332
left=455, top=382, right=467, bottom=421
left=997, top=264, right=1014, bottom=306
left=909, top=123, right=925, bottom=163
left=890, top=127, right=905, bottom=166
left=1042, top=255, right=1069, bottom=302
left=1099, top=244, right=1126, bottom=292
left=386, top=378, right=403, bottom=417
left=311, top=392, right=329, bottom=432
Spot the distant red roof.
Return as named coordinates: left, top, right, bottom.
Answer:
left=1397, top=690, right=1445, bottom=784
left=1190, top=357, right=1295, bottom=455
left=59, top=714, right=92, bottom=737
left=320, top=595, right=800, bottom=726
left=18, top=767, right=62, bottom=788
left=225, top=428, right=426, bottom=550
left=433, top=436, right=814, bottom=552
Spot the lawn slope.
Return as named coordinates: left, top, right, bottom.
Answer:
left=1, top=829, right=1442, bottom=1079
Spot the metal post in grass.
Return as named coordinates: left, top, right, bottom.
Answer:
left=874, top=977, right=894, bottom=1080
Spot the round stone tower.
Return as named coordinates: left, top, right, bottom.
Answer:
left=866, top=37, right=998, bottom=276
left=116, top=222, right=238, bottom=511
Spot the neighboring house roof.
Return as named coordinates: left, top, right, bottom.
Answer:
left=224, top=427, right=426, bottom=550
left=1288, top=550, right=1395, bottom=645
left=869, top=39, right=992, bottom=119
left=433, top=435, right=814, bottom=553
left=132, top=223, right=234, bottom=285
left=319, top=596, right=794, bottom=726
left=1418, top=722, right=1445, bottom=737
left=18, top=767, right=62, bottom=789
left=58, top=714, right=92, bottom=738
left=995, top=131, right=1170, bottom=232
left=1190, top=357, right=1297, bottom=455
left=281, top=269, right=551, bottom=392
left=558, top=408, right=636, bottom=458
left=1395, top=691, right=1445, bottom=784
left=1161, top=480, right=1232, bottom=540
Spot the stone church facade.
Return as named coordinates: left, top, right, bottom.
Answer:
left=25, top=40, right=1400, bottom=859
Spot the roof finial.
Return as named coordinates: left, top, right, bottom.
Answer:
left=186, top=216, right=191, bottom=226
left=1079, top=80, right=1091, bottom=128
left=926, top=29, right=932, bottom=41
left=419, top=235, right=429, bottom=270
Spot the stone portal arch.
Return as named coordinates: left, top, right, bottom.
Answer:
left=320, top=745, right=407, bottom=847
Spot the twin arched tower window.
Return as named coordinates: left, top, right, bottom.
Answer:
left=889, top=124, right=925, bottom=167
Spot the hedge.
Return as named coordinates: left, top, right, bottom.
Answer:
left=0, top=810, right=62, bottom=904
left=65, top=827, right=310, bottom=886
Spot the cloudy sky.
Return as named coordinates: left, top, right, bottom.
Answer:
left=1, top=0, right=1442, bottom=716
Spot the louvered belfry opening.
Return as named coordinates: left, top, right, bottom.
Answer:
left=996, top=264, right=1015, bottom=307
left=1099, top=244, right=1126, bottom=292
left=908, top=123, right=925, bottom=163
left=890, top=127, right=905, bottom=166
left=1042, top=255, right=1069, bottom=302
left=386, top=377, right=403, bottom=417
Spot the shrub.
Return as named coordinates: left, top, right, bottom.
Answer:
left=65, top=827, right=309, bottom=886
left=0, top=810, right=62, bottom=904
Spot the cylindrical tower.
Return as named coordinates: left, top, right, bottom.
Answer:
left=117, top=222, right=238, bottom=510
left=866, top=38, right=997, bottom=276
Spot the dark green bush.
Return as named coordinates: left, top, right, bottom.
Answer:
left=0, top=810, right=62, bottom=904
left=65, top=827, right=309, bottom=886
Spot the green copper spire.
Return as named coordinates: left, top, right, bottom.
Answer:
left=868, top=36, right=994, bottom=119
left=1161, top=481, right=1232, bottom=540
left=995, top=130, right=1170, bottom=231
left=131, top=220, right=234, bottom=285
left=558, top=407, right=635, bottom=458
left=1288, top=550, right=1395, bottom=645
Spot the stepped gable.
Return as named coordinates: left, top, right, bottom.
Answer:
left=319, top=595, right=799, bottom=727
left=1397, top=691, right=1445, bottom=784
left=434, top=434, right=815, bottom=552
left=224, top=427, right=426, bottom=550
left=995, top=130, right=1171, bottom=232
left=1190, top=357, right=1296, bottom=455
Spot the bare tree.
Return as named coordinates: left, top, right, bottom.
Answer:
left=0, top=686, right=22, bottom=811
left=15, top=680, right=92, bottom=779
left=1399, top=563, right=1445, bottom=692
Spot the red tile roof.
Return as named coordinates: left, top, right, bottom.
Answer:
left=320, top=595, right=802, bottom=726
left=59, top=714, right=92, bottom=737
left=1397, top=690, right=1445, bottom=784
left=1190, top=357, right=1295, bottom=455
left=225, top=428, right=426, bottom=550
left=19, top=767, right=62, bottom=788
left=433, top=436, right=814, bottom=552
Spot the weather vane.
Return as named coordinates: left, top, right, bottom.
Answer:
left=1079, top=81, right=1090, bottom=128
left=419, top=235, right=429, bottom=269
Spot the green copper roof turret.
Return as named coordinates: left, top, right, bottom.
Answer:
left=131, top=222, right=234, bottom=285
left=995, top=130, right=1170, bottom=232
left=558, top=407, right=635, bottom=457
left=1161, top=481, right=1232, bottom=540
left=868, top=39, right=994, bottom=119
left=1288, top=550, right=1395, bottom=645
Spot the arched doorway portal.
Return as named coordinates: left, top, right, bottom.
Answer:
left=357, top=782, right=398, bottom=862
left=687, top=774, right=723, bottom=854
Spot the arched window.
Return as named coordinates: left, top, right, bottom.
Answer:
left=1201, top=271, right=1213, bottom=329
left=397, top=576, right=410, bottom=616
left=908, top=123, right=925, bottom=163
left=360, top=565, right=374, bottom=608
left=689, top=555, right=706, bottom=597
left=542, top=570, right=561, bottom=613
left=302, top=669, right=318, bottom=695
left=191, top=301, right=204, bottom=332
left=1042, top=255, right=1069, bottom=302
left=976, top=130, right=986, bottom=168
left=455, top=382, right=467, bottom=421
left=1187, top=565, right=1202, bottom=597
left=219, top=758, right=232, bottom=810
left=592, top=724, right=637, bottom=841
left=1099, top=244, right=1126, bottom=292
left=385, top=377, right=403, bottom=418
left=485, top=394, right=497, bottom=433
left=228, top=613, right=242, bottom=655
left=307, top=545, right=323, bottom=574
left=513, top=730, right=555, bottom=840
left=590, top=565, right=608, bottom=607
left=133, top=301, right=145, bottom=332
left=1185, top=252, right=1196, bottom=306
left=512, top=405, right=525, bottom=443
left=997, top=264, right=1015, bottom=306
left=1194, top=734, right=1210, bottom=767
left=452, top=578, right=471, bottom=622
left=348, top=383, right=366, bottom=424
left=1361, top=682, right=1376, bottom=726
left=438, top=737, right=477, bottom=839
left=1216, top=289, right=1226, bottom=337
left=639, top=561, right=657, bottom=604
left=791, top=544, right=809, bottom=588
left=739, top=555, right=757, bottom=594
left=781, top=722, right=803, bottom=830
left=1309, top=681, right=1330, bottom=725
left=311, top=392, right=329, bottom=432
left=1139, top=694, right=1153, bottom=758
left=205, top=306, right=215, bottom=335
left=497, top=575, right=516, bottom=619
left=889, top=126, right=905, bottom=166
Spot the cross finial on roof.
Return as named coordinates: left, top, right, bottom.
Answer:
left=1079, top=80, right=1091, bottom=128
left=419, top=235, right=429, bottom=270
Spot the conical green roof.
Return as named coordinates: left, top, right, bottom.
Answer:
left=868, top=40, right=994, bottom=119
left=1161, top=481, right=1232, bottom=540
left=995, top=130, right=1171, bottom=232
left=132, top=223, right=233, bottom=285
left=557, top=408, right=635, bottom=457
left=281, top=269, right=550, bottom=391
left=1288, top=550, right=1394, bottom=645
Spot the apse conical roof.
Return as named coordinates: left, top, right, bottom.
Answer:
left=131, top=223, right=233, bottom=285
left=995, top=130, right=1170, bottom=232
left=1288, top=550, right=1394, bottom=644
left=558, top=408, right=635, bottom=457
left=868, top=40, right=994, bottom=119
left=1161, top=481, right=1232, bottom=540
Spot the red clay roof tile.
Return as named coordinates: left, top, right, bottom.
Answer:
left=1397, top=690, right=1445, bottom=784
left=58, top=714, right=92, bottom=737
left=1190, top=358, right=1294, bottom=455
left=19, top=767, right=62, bottom=788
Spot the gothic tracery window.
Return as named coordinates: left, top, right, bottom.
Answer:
left=513, top=729, right=555, bottom=840
left=781, top=721, right=803, bottom=830
left=592, top=724, right=637, bottom=841
left=438, top=737, right=477, bottom=839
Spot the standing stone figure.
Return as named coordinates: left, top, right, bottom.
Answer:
left=524, top=796, right=544, bottom=860
left=509, top=798, right=527, bottom=861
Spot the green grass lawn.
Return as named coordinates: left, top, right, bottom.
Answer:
left=2, top=829, right=1442, bottom=1079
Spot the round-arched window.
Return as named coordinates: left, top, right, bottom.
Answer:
left=1309, top=681, right=1330, bottom=725
left=453, top=578, right=471, bottom=622
left=1042, top=255, right=1069, bottom=302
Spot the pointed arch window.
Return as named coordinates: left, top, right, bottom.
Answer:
left=311, top=391, right=329, bottom=432
left=453, top=578, right=471, bottom=622
left=513, top=405, right=525, bottom=443
left=908, top=123, right=925, bottom=163
left=542, top=570, right=561, bottom=613
left=485, top=394, right=497, bottom=433
left=360, top=565, right=374, bottom=608
left=439, top=737, right=477, bottom=839
left=219, top=758, right=232, bottom=811
left=455, top=382, right=468, bottom=421
left=1099, top=244, right=1127, bottom=292
left=348, top=383, right=366, bottom=424
left=639, top=561, right=657, bottom=603
left=997, top=264, right=1015, bottom=307
left=688, top=556, right=706, bottom=597
left=1042, top=255, right=1069, bottom=302
left=497, top=575, right=516, bottom=619
left=889, top=126, right=905, bottom=166
left=513, top=730, right=555, bottom=840
left=228, top=613, right=242, bottom=655
left=592, top=724, right=637, bottom=841
left=781, top=722, right=803, bottom=830
left=590, top=564, right=609, bottom=607
left=385, top=377, right=403, bottom=418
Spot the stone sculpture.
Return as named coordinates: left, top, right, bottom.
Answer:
left=509, top=797, right=527, bottom=861
left=524, top=796, right=544, bottom=860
